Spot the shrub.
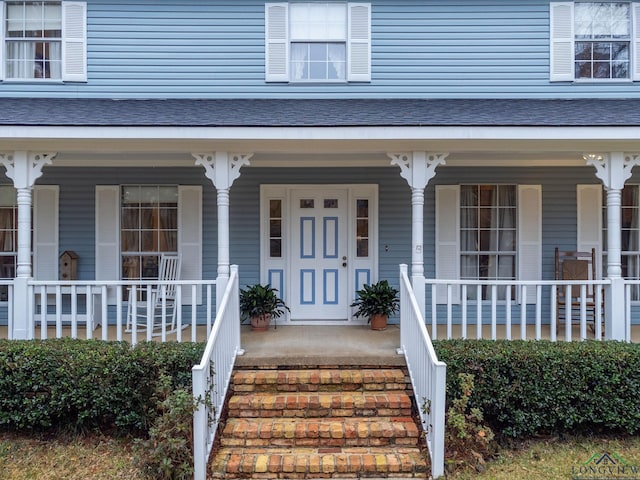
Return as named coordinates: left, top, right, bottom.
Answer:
left=434, top=340, right=640, bottom=438
left=0, top=339, right=205, bottom=434
left=134, top=375, right=197, bottom=480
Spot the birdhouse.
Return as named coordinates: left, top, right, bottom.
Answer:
left=60, top=251, right=79, bottom=280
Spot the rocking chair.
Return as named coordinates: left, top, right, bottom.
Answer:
left=126, top=253, right=181, bottom=335
left=554, top=248, right=602, bottom=333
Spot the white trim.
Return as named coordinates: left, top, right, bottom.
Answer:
left=4, top=125, right=640, bottom=142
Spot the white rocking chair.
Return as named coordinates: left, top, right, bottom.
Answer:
left=126, top=253, right=181, bottom=335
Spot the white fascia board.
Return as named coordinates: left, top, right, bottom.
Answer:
left=2, top=125, right=640, bottom=142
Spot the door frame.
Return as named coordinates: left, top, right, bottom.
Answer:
left=260, top=184, right=379, bottom=325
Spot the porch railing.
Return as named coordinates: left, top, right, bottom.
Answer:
left=422, top=278, right=611, bottom=341
left=28, top=279, right=218, bottom=344
left=192, top=265, right=241, bottom=480
left=399, top=265, right=446, bottom=479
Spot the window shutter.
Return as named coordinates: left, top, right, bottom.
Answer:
left=517, top=185, right=542, bottom=303
left=265, top=3, right=289, bottom=82
left=633, top=3, right=640, bottom=80
left=33, top=185, right=59, bottom=280
left=347, top=3, right=371, bottom=82
left=0, top=1, right=4, bottom=81
left=549, top=2, right=574, bottom=82
left=95, top=186, right=119, bottom=303
left=62, top=1, right=87, bottom=82
left=435, top=185, right=460, bottom=304
left=178, top=186, right=202, bottom=304
left=577, top=184, right=602, bottom=276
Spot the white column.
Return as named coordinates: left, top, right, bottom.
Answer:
left=0, top=151, right=55, bottom=339
left=585, top=152, right=640, bottom=340
left=388, top=151, right=448, bottom=318
left=194, top=151, right=252, bottom=311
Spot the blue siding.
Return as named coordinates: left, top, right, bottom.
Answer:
left=2, top=0, right=639, bottom=99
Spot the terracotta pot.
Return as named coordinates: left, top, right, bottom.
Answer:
left=369, top=313, right=388, bottom=331
left=250, top=314, right=272, bottom=331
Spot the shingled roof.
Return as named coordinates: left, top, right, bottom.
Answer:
left=2, top=98, right=640, bottom=128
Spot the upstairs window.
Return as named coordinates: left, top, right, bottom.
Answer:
left=265, top=2, right=371, bottom=83
left=3, top=1, right=87, bottom=81
left=550, top=2, right=640, bottom=81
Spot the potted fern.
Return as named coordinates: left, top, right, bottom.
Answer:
left=350, top=280, right=399, bottom=330
left=239, top=283, right=289, bottom=331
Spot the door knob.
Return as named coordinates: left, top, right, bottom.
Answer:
left=342, top=256, right=347, bottom=267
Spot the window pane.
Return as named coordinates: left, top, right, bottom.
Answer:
left=357, top=239, right=368, bottom=257
left=270, top=239, right=282, bottom=258
left=121, top=231, right=139, bottom=252
left=270, top=199, right=282, bottom=217
left=356, top=199, right=368, bottom=217
left=270, top=219, right=282, bottom=237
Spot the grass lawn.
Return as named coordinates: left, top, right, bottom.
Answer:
left=449, top=434, right=640, bottom=480
left=1, top=432, right=639, bottom=479
left=0, top=432, right=146, bottom=480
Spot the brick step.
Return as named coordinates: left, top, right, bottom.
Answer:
left=227, top=391, right=413, bottom=418
left=233, top=368, right=408, bottom=393
left=209, top=446, right=428, bottom=479
left=221, top=417, right=420, bottom=448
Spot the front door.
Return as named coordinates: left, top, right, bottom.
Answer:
left=290, top=189, right=348, bottom=320
left=260, top=184, right=377, bottom=324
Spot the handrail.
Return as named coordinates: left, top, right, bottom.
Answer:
left=192, top=266, right=241, bottom=480
left=399, top=264, right=446, bottom=479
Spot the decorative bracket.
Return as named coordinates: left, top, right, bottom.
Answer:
left=0, top=151, right=56, bottom=189
left=388, top=151, right=448, bottom=190
left=584, top=152, right=640, bottom=190
left=193, top=152, right=253, bottom=190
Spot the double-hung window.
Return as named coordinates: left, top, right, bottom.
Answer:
left=435, top=184, right=542, bottom=304
left=120, top=185, right=178, bottom=281
left=460, top=185, right=517, bottom=300
left=265, top=2, right=371, bottom=82
left=550, top=1, right=640, bottom=81
left=3, top=0, right=86, bottom=81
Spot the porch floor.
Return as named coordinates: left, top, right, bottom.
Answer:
left=1, top=324, right=638, bottom=366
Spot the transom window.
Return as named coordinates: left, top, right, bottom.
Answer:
left=574, top=2, right=631, bottom=79
left=290, top=2, right=346, bottom=81
left=460, top=185, right=517, bottom=300
left=120, top=185, right=178, bottom=280
left=5, top=1, right=62, bottom=80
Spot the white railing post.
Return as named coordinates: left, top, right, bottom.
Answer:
left=399, top=265, right=446, bottom=478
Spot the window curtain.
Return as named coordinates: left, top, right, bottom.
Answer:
left=291, top=44, right=307, bottom=81
left=327, top=44, right=345, bottom=79
left=6, top=42, right=60, bottom=79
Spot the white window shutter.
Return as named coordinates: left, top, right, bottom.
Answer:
left=95, top=186, right=119, bottom=303
left=265, top=3, right=289, bottom=82
left=517, top=185, right=542, bottom=303
left=633, top=3, right=640, bottom=80
left=549, top=2, right=574, bottom=82
left=178, top=186, right=202, bottom=304
left=347, top=3, right=371, bottom=82
left=577, top=184, right=602, bottom=277
left=62, top=1, right=87, bottom=82
left=435, top=185, right=460, bottom=304
left=0, top=1, right=5, bottom=81
left=33, top=185, right=59, bottom=280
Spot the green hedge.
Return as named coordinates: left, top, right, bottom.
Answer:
left=434, top=340, right=640, bottom=438
left=0, top=339, right=205, bottom=434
